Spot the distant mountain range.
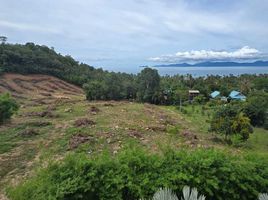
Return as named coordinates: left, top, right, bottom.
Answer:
left=153, top=60, right=268, bottom=67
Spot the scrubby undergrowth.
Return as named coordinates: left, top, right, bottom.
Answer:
left=7, top=147, right=268, bottom=200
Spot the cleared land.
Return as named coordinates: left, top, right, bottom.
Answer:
left=0, top=73, right=84, bottom=105
left=0, top=74, right=267, bottom=199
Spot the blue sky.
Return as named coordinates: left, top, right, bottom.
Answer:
left=1, top=0, right=268, bottom=72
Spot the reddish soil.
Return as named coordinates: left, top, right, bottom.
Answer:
left=0, top=73, right=85, bottom=103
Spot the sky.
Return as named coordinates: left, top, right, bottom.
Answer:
left=1, top=0, right=268, bottom=72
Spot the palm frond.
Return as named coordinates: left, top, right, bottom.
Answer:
left=181, top=186, right=206, bottom=200
left=152, top=188, right=179, bottom=200
left=259, top=193, right=268, bottom=200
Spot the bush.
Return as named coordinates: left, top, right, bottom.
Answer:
left=7, top=147, right=268, bottom=200
left=0, top=93, right=19, bottom=124
left=210, top=104, right=253, bottom=141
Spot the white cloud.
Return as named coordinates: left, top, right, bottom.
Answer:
left=148, top=46, right=264, bottom=63
left=1, top=0, right=268, bottom=69
left=0, top=20, right=61, bottom=34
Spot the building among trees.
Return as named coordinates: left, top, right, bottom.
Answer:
left=229, top=90, right=246, bottom=101
left=188, top=90, right=200, bottom=102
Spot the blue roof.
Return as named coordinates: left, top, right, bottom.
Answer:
left=210, top=91, right=220, bottom=98
left=229, top=90, right=246, bottom=100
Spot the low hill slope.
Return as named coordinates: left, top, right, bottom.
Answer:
left=0, top=73, right=85, bottom=104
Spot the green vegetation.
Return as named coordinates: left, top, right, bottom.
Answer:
left=210, top=104, right=253, bottom=141
left=0, top=93, right=19, bottom=124
left=1, top=41, right=268, bottom=199
left=136, top=68, right=160, bottom=103
left=1, top=42, right=268, bottom=105
left=244, top=91, right=268, bottom=127
left=7, top=147, right=268, bottom=200
left=0, top=42, right=95, bottom=86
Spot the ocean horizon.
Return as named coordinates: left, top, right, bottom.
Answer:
left=154, top=66, right=268, bottom=77
left=104, top=66, right=268, bottom=77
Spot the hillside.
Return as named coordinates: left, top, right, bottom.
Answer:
left=0, top=43, right=267, bottom=199
left=0, top=43, right=98, bottom=87
left=0, top=73, right=211, bottom=199
left=0, top=73, right=85, bottom=104
left=1, top=75, right=268, bottom=200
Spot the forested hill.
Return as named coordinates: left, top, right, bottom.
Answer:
left=0, top=42, right=101, bottom=86
left=1, top=42, right=267, bottom=104
left=0, top=42, right=138, bottom=101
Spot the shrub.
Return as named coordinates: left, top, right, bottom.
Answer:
left=210, top=104, right=253, bottom=141
left=193, top=95, right=206, bottom=105
left=0, top=93, right=19, bottom=124
left=7, top=147, right=268, bottom=200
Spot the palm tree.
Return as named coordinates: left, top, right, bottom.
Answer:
left=181, top=186, right=206, bottom=200
left=152, top=188, right=178, bottom=200
left=146, top=186, right=206, bottom=200
left=259, top=193, right=268, bottom=200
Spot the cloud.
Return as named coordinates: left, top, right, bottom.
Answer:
left=1, top=0, right=268, bottom=69
left=148, top=46, right=265, bottom=63
left=0, top=20, right=60, bottom=34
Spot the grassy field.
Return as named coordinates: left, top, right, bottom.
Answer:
left=164, top=104, right=268, bottom=153
left=0, top=99, right=210, bottom=196
left=0, top=74, right=267, bottom=199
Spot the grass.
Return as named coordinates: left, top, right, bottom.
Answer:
left=244, top=128, right=268, bottom=153
left=163, top=103, right=268, bottom=154
left=0, top=100, right=193, bottom=194
left=0, top=98, right=267, bottom=198
left=161, top=104, right=213, bottom=134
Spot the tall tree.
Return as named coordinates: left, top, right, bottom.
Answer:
left=0, top=36, right=7, bottom=44
left=137, top=68, right=160, bottom=103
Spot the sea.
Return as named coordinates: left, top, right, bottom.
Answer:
left=100, top=65, right=268, bottom=77
left=147, top=66, right=268, bottom=77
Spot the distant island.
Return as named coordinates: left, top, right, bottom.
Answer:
left=152, top=60, right=268, bottom=67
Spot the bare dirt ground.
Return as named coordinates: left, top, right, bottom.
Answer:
left=0, top=73, right=84, bottom=105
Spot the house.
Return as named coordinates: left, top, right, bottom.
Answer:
left=210, top=91, right=220, bottom=99
left=229, top=90, right=246, bottom=101
left=189, top=90, right=200, bottom=101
